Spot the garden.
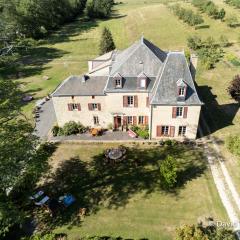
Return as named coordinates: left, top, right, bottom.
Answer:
left=16, top=142, right=227, bottom=240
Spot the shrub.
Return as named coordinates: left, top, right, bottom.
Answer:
left=227, top=75, right=240, bottom=101
left=170, top=4, right=204, bottom=26
left=226, top=53, right=240, bottom=66
left=159, top=155, right=178, bottom=190
left=130, top=125, right=149, bottom=139
left=52, top=125, right=60, bottom=137
left=57, top=121, right=87, bottom=136
left=188, top=35, right=223, bottom=69
left=187, top=35, right=202, bottom=50
left=192, top=0, right=225, bottom=20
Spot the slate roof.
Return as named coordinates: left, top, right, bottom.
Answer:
left=109, top=37, right=167, bottom=77
left=106, top=76, right=156, bottom=93
left=52, top=75, right=107, bottom=96
left=150, top=52, right=202, bottom=105
left=52, top=37, right=202, bottom=106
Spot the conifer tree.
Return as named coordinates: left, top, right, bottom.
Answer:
left=99, top=27, right=115, bottom=55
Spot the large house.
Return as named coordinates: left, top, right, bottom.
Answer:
left=52, top=37, right=203, bottom=139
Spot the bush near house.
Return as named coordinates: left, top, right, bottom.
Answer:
left=52, top=121, right=87, bottom=136
left=130, top=125, right=149, bottom=139
left=169, top=4, right=204, bottom=26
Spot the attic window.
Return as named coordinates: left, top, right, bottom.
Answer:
left=115, top=78, right=122, bottom=88
left=178, top=87, right=185, bottom=97
left=140, top=78, right=146, bottom=88
left=176, top=78, right=187, bottom=99
left=138, top=72, right=147, bottom=89
left=114, top=72, right=122, bottom=88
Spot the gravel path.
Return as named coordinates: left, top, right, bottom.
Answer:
left=200, top=117, right=240, bottom=232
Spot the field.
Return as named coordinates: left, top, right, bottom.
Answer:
left=38, top=143, right=227, bottom=240
left=5, top=0, right=240, bottom=238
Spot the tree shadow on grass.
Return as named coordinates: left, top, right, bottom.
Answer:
left=43, top=18, right=98, bottom=45
left=196, top=85, right=239, bottom=137
left=39, top=144, right=207, bottom=231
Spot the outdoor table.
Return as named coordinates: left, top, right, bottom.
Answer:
left=108, top=148, right=123, bottom=160
left=35, top=196, right=50, bottom=206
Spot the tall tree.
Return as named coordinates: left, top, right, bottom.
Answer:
left=99, top=27, right=115, bottom=55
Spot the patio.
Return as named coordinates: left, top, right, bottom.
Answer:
left=50, top=130, right=143, bottom=142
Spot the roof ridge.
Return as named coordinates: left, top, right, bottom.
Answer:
left=150, top=53, right=170, bottom=104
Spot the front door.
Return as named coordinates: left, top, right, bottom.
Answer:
left=114, top=116, right=122, bottom=129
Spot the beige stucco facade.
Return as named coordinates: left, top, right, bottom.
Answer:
left=151, top=105, right=201, bottom=139
left=52, top=93, right=201, bottom=140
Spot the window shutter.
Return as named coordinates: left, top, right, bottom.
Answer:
left=134, top=96, right=138, bottom=108
left=88, top=103, right=93, bottom=111
left=172, top=107, right=177, bottom=118
left=77, top=103, right=81, bottom=111
left=145, top=116, right=149, bottom=125
left=156, top=125, right=162, bottom=137
left=98, top=103, right=101, bottom=111
left=183, top=107, right=188, bottom=118
left=133, top=116, right=137, bottom=125
left=146, top=97, right=150, bottom=107
left=123, top=116, right=127, bottom=126
left=123, top=96, right=128, bottom=107
left=170, top=126, right=175, bottom=137
left=68, top=104, right=73, bottom=111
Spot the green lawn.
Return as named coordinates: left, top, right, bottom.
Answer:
left=36, top=143, right=227, bottom=240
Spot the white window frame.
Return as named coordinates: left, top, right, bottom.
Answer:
left=93, top=116, right=99, bottom=125
left=72, top=103, right=78, bottom=111
left=138, top=116, right=144, bottom=125
left=127, top=116, right=133, bottom=125
left=127, top=96, right=134, bottom=107
left=92, top=103, right=98, bottom=111
left=176, top=107, right=183, bottom=118
left=140, top=78, right=146, bottom=88
left=179, top=87, right=185, bottom=96
left=162, top=126, right=169, bottom=136
left=115, top=78, right=122, bottom=88
left=178, top=126, right=186, bottom=136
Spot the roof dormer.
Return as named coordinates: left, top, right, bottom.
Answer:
left=113, top=72, right=122, bottom=88
left=137, top=72, right=148, bottom=89
left=177, top=78, right=187, bottom=101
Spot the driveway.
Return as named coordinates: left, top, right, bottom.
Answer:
left=35, top=99, right=56, bottom=140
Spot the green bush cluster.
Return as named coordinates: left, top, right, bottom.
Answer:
left=187, top=35, right=223, bottom=69
left=159, top=155, right=178, bottom=190
left=170, top=4, right=204, bottom=26
left=86, top=0, right=114, bottom=18
left=52, top=121, right=87, bottom=136
left=130, top=125, right=150, bottom=139
left=192, top=0, right=225, bottom=20
left=227, top=135, right=240, bottom=157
